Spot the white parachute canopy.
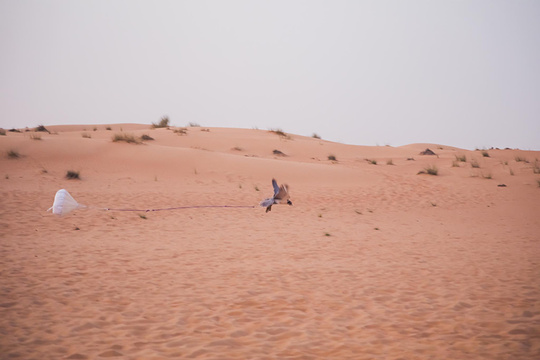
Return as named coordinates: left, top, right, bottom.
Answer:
left=48, top=189, right=86, bottom=216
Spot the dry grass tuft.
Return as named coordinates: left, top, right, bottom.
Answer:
left=152, top=116, right=170, bottom=128
left=7, top=149, right=20, bottom=159
left=455, top=154, right=467, bottom=162
left=418, top=165, right=438, bottom=176
left=65, top=170, right=80, bottom=180
left=112, top=133, right=141, bottom=144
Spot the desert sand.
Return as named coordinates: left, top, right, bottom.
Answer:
left=1, top=124, right=539, bottom=359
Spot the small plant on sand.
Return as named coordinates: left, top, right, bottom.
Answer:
left=270, top=128, right=292, bottom=140
left=174, top=128, right=187, bottom=135
left=365, top=159, right=377, bottom=165
left=81, top=132, right=91, bottom=138
left=188, top=122, right=201, bottom=127
left=152, top=116, right=170, bottom=128
left=481, top=150, right=490, bottom=157
left=418, top=165, right=438, bottom=176
left=452, top=161, right=460, bottom=168
left=386, top=159, right=394, bottom=165
left=324, top=232, right=331, bottom=237
left=138, top=214, right=147, bottom=219
left=533, top=159, right=540, bottom=174
left=515, top=156, right=527, bottom=163
left=112, top=133, right=141, bottom=144
left=30, top=133, right=42, bottom=140
left=312, top=133, right=321, bottom=139
left=328, top=154, right=337, bottom=161
left=7, top=149, right=20, bottom=159
left=254, top=185, right=260, bottom=191
left=482, top=172, right=492, bottom=179
left=470, top=159, right=480, bottom=168
left=106, top=126, right=112, bottom=131
left=509, top=168, right=514, bottom=176
left=269, top=128, right=286, bottom=137
left=65, top=170, right=80, bottom=180
left=455, top=154, right=467, bottom=162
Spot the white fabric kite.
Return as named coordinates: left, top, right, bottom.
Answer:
left=48, top=189, right=86, bottom=216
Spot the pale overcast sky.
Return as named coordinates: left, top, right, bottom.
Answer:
left=1, top=1, right=539, bottom=149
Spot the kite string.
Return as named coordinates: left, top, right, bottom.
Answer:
left=101, top=205, right=256, bottom=212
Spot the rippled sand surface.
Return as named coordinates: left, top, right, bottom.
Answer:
left=1, top=125, right=539, bottom=359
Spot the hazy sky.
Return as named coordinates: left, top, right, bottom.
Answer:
left=1, top=1, right=539, bottom=149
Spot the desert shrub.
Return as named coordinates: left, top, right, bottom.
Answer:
left=366, top=159, right=377, bottom=165
left=269, top=128, right=292, bottom=140
left=418, top=165, right=438, bottom=175
left=386, top=159, right=394, bottom=165
left=152, top=116, right=170, bottom=128
left=312, top=133, right=321, bottom=139
left=7, top=149, right=20, bottom=158
left=140, top=134, right=154, bottom=141
left=65, top=170, right=80, bottom=180
left=470, top=159, right=480, bottom=168
left=481, top=150, right=490, bottom=157
left=112, top=133, right=141, bottom=144
left=533, top=160, right=540, bottom=174
left=515, top=156, right=527, bottom=163
left=174, top=128, right=187, bottom=135
left=455, top=154, right=466, bottom=162
left=106, top=126, right=112, bottom=131
left=328, top=154, right=337, bottom=161
left=82, top=133, right=91, bottom=138
left=30, top=133, right=41, bottom=140
left=188, top=122, right=201, bottom=127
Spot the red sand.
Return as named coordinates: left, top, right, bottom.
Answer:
left=1, top=124, right=539, bottom=359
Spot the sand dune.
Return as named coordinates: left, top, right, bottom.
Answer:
left=1, top=124, right=539, bottom=359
